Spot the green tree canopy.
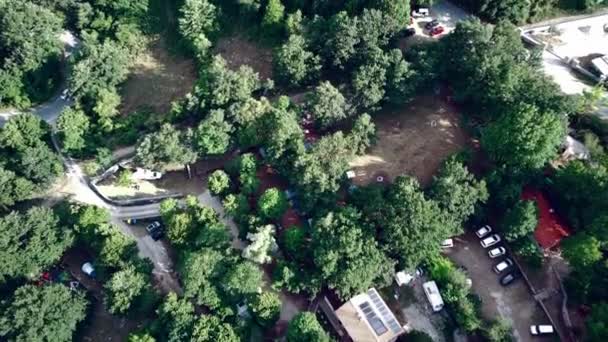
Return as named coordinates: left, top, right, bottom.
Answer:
left=562, top=233, right=603, bottom=269
left=258, top=188, right=288, bottom=220
left=135, top=123, right=198, bottom=170
left=250, top=291, right=282, bottom=327
left=222, top=260, right=264, bottom=301
left=430, top=157, right=488, bottom=227
left=306, top=81, right=347, bottom=129
left=273, top=34, right=321, bottom=86
left=191, top=315, right=239, bottom=342
left=482, top=104, right=565, bottom=170
left=242, top=224, right=279, bottom=264
left=501, top=200, right=538, bottom=243
left=157, top=293, right=196, bottom=342
left=56, top=107, right=91, bottom=153
left=180, top=248, right=228, bottom=309
left=208, top=169, right=231, bottom=196
left=194, top=110, right=233, bottom=156
left=0, top=284, right=87, bottom=342
left=587, top=303, right=608, bottom=342
left=105, top=265, right=148, bottom=315
left=312, top=207, right=394, bottom=299
left=0, top=206, right=73, bottom=282
left=286, top=312, right=330, bottom=342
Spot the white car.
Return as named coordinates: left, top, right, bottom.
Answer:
left=493, top=258, right=514, bottom=273
left=530, top=324, right=554, bottom=335
left=475, top=225, right=492, bottom=238
left=412, top=8, right=429, bottom=17
left=488, top=247, right=506, bottom=258
left=480, top=234, right=501, bottom=248
left=440, top=238, right=454, bottom=249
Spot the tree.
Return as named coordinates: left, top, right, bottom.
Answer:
left=282, top=225, right=306, bottom=260
left=380, top=176, right=452, bottom=268
left=69, top=40, right=131, bottom=99
left=92, top=87, right=121, bottom=131
left=384, top=49, right=416, bottom=105
left=482, top=104, right=565, bottom=170
left=222, top=261, right=264, bottom=301
left=243, top=224, right=279, bottom=264
left=135, top=123, right=198, bottom=169
left=208, top=169, right=231, bottom=196
left=262, top=0, right=285, bottom=37
left=105, top=265, right=148, bottom=315
left=562, top=233, right=603, bottom=269
left=349, top=113, right=376, bottom=155
left=294, top=132, right=354, bottom=195
left=307, top=81, right=347, bottom=129
left=180, top=248, right=227, bottom=309
left=430, top=158, right=488, bottom=227
left=0, top=112, right=46, bottom=151
left=0, top=167, right=35, bottom=208
left=194, top=110, right=232, bottom=156
left=258, top=188, right=288, bottom=220
left=223, top=193, right=250, bottom=219
left=286, top=312, right=330, bottom=342
left=312, top=207, right=394, bottom=299
left=501, top=200, right=538, bottom=243
left=480, top=0, right=531, bottom=24
left=0, top=207, right=73, bottom=283
left=191, top=315, right=239, bottom=342
left=483, top=319, right=514, bottom=342
left=402, top=330, right=434, bottom=342
left=250, top=291, right=282, bottom=327
left=116, top=169, right=134, bottom=187
left=157, top=293, right=196, bottom=342
left=197, top=55, right=260, bottom=109
left=56, top=107, right=90, bottom=153
left=587, top=303, right=608, bottom=342
left=352, top=57, right=387, bottom=110
left=128, top=332, right=156, bottom=342
left=18, top=144, right=63, bottom=185
left=0, top=284, right=87, bottom=342
left=179, top=0, right=218, bottom=42
left=322, top=11, right=359, bottom=69
left=274, top=34, right=321, bottom=86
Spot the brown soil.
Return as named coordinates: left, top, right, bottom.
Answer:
left=349, top=95, right=467, bottom=187
left=119, top=38, right=197, bottom=115
left=214, top=35, right=274, bottom=81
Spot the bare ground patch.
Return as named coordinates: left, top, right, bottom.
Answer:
left=214, top=35, right=274, bottom=81
left=349, top=95, right=467, bottom=187
left=119, top=38, right=197, bottom=115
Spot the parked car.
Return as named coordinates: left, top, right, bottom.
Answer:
left=425, top=19, right=440, bottom=30
left=530, top=324, right=554, bottom=335
left=146, top=221, right=164, bottom=241
left=480, top=234, right=501, bottom=248
left=500, top=271, right=520, bottom=286
left=475, top=225, right=492, bottom=238
left=488, top=246, right=506, bottom=258
left=412, top=8, right=430, bottom=17
left=493, top=258, right=514, bottom=273
left=430, top=26, right=445, bottom=37
left=440, top=238, right=454, bottom=249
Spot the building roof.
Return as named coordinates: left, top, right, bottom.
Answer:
left=521, top=188, right=572, bottom=250
left=335, top=288, right=404, bottom=342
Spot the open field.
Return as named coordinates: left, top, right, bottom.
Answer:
left=119, top=38, right=197, bottom=116
left=215, top=35, right=274, bottom=81
left=349, top=95, right=467, bottom=186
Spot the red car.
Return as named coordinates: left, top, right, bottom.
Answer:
left=430, top=26, right=444, bottom=37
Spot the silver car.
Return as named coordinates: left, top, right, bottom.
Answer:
left=480, top=234, right=501, bottom=248
left=488, top=247, right=506, bottom=258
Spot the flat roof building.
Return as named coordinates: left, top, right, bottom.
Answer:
left=335, top=288, right=405, bottom=342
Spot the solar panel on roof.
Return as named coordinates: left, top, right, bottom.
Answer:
left=358, top=302, right=388, bottom=336
left=367, top=289, right=402, bottom=334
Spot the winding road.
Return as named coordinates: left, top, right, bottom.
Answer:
left=1, top=31, right=185, bottom=294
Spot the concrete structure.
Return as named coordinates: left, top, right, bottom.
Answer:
left=591, top=55, right=608, bottom=79
left=335, top=288, right=405, bottom=342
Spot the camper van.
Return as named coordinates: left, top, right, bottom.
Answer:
left=422, top=281, right=444, bottom=312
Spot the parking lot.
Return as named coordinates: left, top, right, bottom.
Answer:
left=411, top=1, right=472, bottom=38
left=445, top=232, right=555, bottom=342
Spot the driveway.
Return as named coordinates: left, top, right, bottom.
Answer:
left=445, top=232, right=553, bottom=342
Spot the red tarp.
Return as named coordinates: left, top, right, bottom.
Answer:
left=521, top=188, right=572, bottom=250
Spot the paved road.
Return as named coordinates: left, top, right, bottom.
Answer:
left=1, top=30, right=184, bottom=294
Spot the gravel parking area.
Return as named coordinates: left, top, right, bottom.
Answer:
left=445, top=233, right=554, bottom=342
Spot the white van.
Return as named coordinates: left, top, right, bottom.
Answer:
left=422, top=281, right=444, bottom=312
left=530, top=324, right=554, bottom=335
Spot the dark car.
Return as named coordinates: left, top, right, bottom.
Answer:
left=425, top=19, right=440, bottom=30
left=500, top=271, right=520, bottom=286
left=401, top=27, right=416, bottom=37
left=146, top=221, right=164, bottom=241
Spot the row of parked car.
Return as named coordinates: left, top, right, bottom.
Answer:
left=476, top=225, right=556, bottom=336
left=475, top=225, right=521, bottom=286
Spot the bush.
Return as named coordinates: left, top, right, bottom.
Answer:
left=116, top=169, right=134, bottom=187
left=249, top=291, right=282, bottom=327
left=483, top=319, right=514, bottom=342
left=208, top=169, right=231, bottom=196
left=258, top=187, right=288, bottom=220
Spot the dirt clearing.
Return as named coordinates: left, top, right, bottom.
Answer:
left=119, top=38, right=197, bottom=115
left=215, top=35, right=274, bottom=81
left=349, top=95, right=467, bottom=186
